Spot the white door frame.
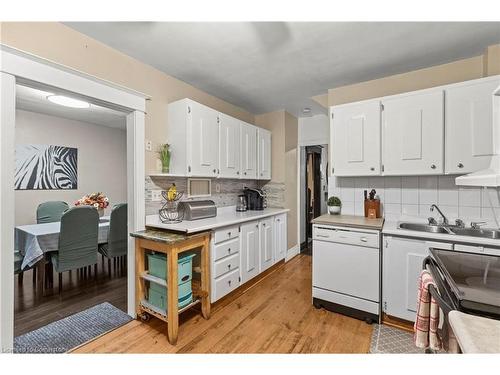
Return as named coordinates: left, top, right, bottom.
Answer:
left=0, top=45, right=148, bottom=352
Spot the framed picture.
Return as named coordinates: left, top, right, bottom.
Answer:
left=15, top=145, right=78, bottom=190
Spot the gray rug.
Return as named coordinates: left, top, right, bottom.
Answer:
left=14, top=302, right=132, bottom=353
left=370, top=324, right=425, bottom=354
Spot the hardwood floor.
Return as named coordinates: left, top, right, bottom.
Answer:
left=15, top=257, right=127, bottom=337
left=74, top=254, right=373, bottom=353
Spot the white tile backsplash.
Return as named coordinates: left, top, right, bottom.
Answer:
left=331, top=176, right=500, bottom=225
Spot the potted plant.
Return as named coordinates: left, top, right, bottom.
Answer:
left=75, top=192, right=109, bottom=217
left=327, top=196, right=341, bottom=215
left=158, top=143, right=171, bottom=174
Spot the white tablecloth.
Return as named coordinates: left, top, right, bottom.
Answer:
left=15, top=217, right=110, bottom=270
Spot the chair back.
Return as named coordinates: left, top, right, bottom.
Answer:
left=57, top=206, right=98, bottom=272
left=37, top=201, right=69, bottom=224
left=107, top=203, right=128, bottom=257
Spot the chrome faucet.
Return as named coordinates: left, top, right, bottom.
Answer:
left=430, top=204, right=449, bottom=225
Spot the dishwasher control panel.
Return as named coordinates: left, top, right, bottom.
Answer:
left=313, top=225, right=379, bottom=248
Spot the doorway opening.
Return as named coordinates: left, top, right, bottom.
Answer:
left=300, top=144, right=328, bottom=255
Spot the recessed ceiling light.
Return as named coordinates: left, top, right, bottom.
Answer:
left=302, top=107, right=311, bottom=114
left=47, top=95, right=90, bottom=109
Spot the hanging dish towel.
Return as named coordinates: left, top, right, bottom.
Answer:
left=414, top=270, right=442, bottom=351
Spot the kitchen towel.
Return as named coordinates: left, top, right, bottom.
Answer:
left=414, top=270, right=442, bottom=351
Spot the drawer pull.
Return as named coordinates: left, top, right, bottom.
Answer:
left=228, top=280, right=232, bottom=286
left=360, top=237, right=368, bottom=242
left=227, top=264, right=231, bottom=269
left=181, top=275, right=190, bottom=282
left=316, top=234, right=330, bottom=238
left=228, top=232, right=231, bottom=237
left=227, top=248, right=231, bottom=253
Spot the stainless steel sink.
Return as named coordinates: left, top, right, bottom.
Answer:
left=398, top=222, right=500, bottom=239
left=398, top=222, right=450, bottom=234
left=452, top=228, right=500, bottom=239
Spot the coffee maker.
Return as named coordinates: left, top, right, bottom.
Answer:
left=243, top=187, right=265, bottom=211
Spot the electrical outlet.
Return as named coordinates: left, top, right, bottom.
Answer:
left=145, top=139, right=153, bottom=152
left=215, top=183, right=221, bottom=193
left=151, top=190, right=162, bottom=202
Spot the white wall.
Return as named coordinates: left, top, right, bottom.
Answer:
left=298, top=114, right=329, bottom=146
left=328, top=175, right=500, bottom=225
left=15, top=109, right=127, bottom=225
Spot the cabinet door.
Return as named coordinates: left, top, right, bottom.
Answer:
left=331, top=100, right=381, bottom=176
left=187, top=101, right=219, bottom=177
left=260, top=218, right=274, bottom=272
left=273, top=214, right=287, bottom=263
left=382, top=90, right=444, bottom=175
left=240, top=122, right=257, bottom=179
left=383, top=236, right=451, bottom=322
left=445, top=79, right=500, bottom=174
left=257, top=128, right=272, bottom=180
left=219, top=113, right=241, bottom=178
left=240, top=221, right=260, bottom=283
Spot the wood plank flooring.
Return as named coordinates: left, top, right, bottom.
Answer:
left=15, top=258, right=127, bottom=337
left=74, top=254, right=373, bottom=353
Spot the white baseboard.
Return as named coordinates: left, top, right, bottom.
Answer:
left=285, top=244, right=300, bottom=262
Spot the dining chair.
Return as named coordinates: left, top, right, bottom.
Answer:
left=14, top=250, right=24, bottom=283
left=51, top=206, right=99, bottom=295
left=99, top=203, right=128, bottom=276
left=36, top=201, right=69, bottom=224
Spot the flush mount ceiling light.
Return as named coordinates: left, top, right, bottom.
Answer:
left=47, top=95, right=90, bottom=109
left=302, top=107, right=311, bottom=114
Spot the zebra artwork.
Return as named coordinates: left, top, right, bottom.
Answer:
left=15, top=145, right=78, bottom=190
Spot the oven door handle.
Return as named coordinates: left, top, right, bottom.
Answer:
left=422, top=256, right=455, bottom=315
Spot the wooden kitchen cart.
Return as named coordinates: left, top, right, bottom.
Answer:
left=131, top=229, right=211, bottom=345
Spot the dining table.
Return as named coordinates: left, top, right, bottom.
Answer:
left=15, top=216, right=111, bottom=295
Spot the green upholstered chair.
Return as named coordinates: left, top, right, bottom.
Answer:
left=36, top=201, right=69, bottom=224
left=51, top=206, right=99, bottom=294
left=99, top=203, right=127, bottom=275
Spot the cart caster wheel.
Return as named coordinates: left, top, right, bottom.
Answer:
left=313, top=301, right=322, bottom=310
left=364, top=318, right=374, bottom=325
left=140, top=313, right=151, bottom=322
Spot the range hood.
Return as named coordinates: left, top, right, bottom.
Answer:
left=456, top=83, right=500, bottom=187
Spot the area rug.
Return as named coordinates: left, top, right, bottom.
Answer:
left=370, top=324, right=425, bottom=354
left=14, top=302, right=132, bottom=353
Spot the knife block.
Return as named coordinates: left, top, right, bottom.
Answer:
left=364, top=199, right=381, bottom=219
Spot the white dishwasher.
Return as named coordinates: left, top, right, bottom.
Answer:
left=312, top=224, right=381, bottom=323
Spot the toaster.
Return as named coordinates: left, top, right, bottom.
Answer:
left=178, top=200, right=217, bottom=221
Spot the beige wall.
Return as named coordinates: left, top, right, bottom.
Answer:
left=15, top=110, right=127, bottom=226
left=328, top=44, right=500, bottom=106
left=0, top=22, right=255, bottom=174
left=255, top=109, right=298, bottom=249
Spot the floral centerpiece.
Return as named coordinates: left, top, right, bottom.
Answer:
left=75, top=192, right=109, bottom=217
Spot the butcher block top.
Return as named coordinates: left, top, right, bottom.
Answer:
left=311, top=214, right=384, bottom=230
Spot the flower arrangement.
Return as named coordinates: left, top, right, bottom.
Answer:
left=75, top=192, right=109, bottom=210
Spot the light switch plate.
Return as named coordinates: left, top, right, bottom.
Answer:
left=145, top=139, right=153, bottom=152
left=151, top=190, right=162, bottom=202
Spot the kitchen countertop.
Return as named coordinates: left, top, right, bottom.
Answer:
left=130, top=229, right=208, bottom=244
left=383, top=219, right=500, bottom=247
left=448, top=311, right=500, bottom=353
left=146, top=206, right=290, bottom=233
left=311, top=214, right=384, bottom=230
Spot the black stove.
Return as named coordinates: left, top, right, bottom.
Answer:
left=428, top=248, right=500, bottom=319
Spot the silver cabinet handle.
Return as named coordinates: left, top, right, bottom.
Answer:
left=236, top=171, right=240, bottom=175
left=316, top=234, right=329, bottom=238
left=431, top=164, right=436, bottom=169
left=228, top=232, right=231, bottom=237
left=360, top=237, right=368, bottom=242
left=370, top=167, right=375, bottom=171
left=228, top=280, right=232, bottom=286
left=227, top=248, right=231, bottom=253
left=458, top=163, right=464, bottom=168
left=227, top=264, right=231, bottom=269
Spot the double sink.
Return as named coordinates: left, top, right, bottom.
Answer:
left=398, top=222, right=500, bottom=239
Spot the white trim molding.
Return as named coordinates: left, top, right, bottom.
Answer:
left=285, top=244, right=300, bottom=262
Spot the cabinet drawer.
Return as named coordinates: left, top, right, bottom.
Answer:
left=313, top=226, right=379, bottom=248
left=213, top=269, right=240, bottom=301
left=214, top=226, right=239, bottom=244
left=214, top=253, right=240, bottom=278
left=214, top=237, right=240, bottom=261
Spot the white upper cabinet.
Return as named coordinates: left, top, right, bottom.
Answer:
left=240, top=122, right=257, bottom=179
left=257, top=128, right=272, bottom=180
left=219, top=113, right=241, bottom=178
left=187, top=101, right=220, bottom=177
left=382, top=89, right=444, bottom=175
left=445, top=77, right=500, bottom=174
left=330, top=100, right=381, bottom=176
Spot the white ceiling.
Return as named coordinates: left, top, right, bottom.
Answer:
left=65, top=22, right=500, bottom=117
left=16, top=84, right=127, bottom=129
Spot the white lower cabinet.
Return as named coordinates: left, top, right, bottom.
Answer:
left=274, top=214, right=287, bottom=262
left=259, top=218, right=274, bottom=272
left=240, top=221, right=260, bottom=284
left=383, top=236, right=452, bottom=322
left=211, top=214, right=287, bottom=302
